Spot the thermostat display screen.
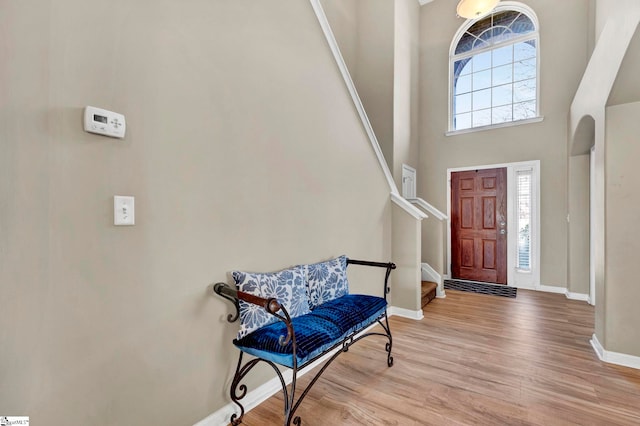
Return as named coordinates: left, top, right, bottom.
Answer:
left=94, top=114, right=108, bottom=124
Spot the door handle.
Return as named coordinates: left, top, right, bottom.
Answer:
left=500, top=229, right=506, bottom=235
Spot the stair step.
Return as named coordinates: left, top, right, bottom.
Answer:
left=421, top=281, right=437, bottom=308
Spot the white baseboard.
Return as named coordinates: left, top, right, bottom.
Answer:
left=194, top=372, right=288, bottom=426
left=537, top=285, right=567, bottom=294
left=533, top=285, right=590, bottom=303
left=195, top=337, right=359, bottom=426
left=388, top=305, right=424, bottom=320
left=591, top=333, right=640, bottom=370
left=565, top=291, right=590, bottom=302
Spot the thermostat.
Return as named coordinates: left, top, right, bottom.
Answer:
left=84, top=106, right=126, bottom=139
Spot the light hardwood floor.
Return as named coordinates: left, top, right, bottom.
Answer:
left=237, top=289, right=640, bottom=425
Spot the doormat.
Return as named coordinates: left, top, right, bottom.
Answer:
left=444, top=279, right=517, bottom=298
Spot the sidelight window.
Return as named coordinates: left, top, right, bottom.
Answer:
left=516, top=168, right=532, bottom=272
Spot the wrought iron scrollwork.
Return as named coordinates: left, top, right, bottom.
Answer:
left=213, top=258, right=395, bottom=426
left=214, top=282, right=241, bottom=322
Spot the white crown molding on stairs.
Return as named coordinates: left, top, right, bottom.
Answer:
left=194, top=307, right=422, bottom=426
left=409, top=198, right=448, bottom=221
left=392, top=193, right=427, bottom=220
left=309, top=0, right=426, bottom=222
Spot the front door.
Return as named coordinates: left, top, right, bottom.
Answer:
left=451, top=168, right=507, bottom=284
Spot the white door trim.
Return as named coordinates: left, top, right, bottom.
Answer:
left=589, top=146, right=596, bottom=306
left=446, top=160, right=541, bottom=289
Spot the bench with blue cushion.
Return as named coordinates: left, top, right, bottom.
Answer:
left=214, top=256, right=395, bottom=426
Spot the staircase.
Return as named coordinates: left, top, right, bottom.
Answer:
left=421, top=281, right=437, bottom=308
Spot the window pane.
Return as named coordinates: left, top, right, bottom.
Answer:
left=478, top=28, right=494, bottom=44
left=514, top=40, right=536, bottom=61
left=455, top=74, right=472, bottom=95
left=493, top=10, right=520, bottom=29
left=451, top=10, right=537, bottom=131
left=516, top=169, right=532, bottom=271
left=513, top=100, right=537, bottom=120
left=455, top=58, right=473, bottom=77
left=492, top=64, right=512, bottom=86
left=472, top=39, right=489, bottom=51
left=455, top=112, right=472, bottom=130
left=473, top=69, right=491, bottom=90
left=491, top=27, right=514, bottom=45
left=492, top=105, right=513, bottom=124
left=513, top=78, right=536, bottom=102
left=467, top=18, right=493, bottom=40
left=455, top=32, right=476, bottom=54
left=492, top=45, right=513, bottom=67
left=473, top=88, right=491, bottom=110
left=455, top=93, right=472, bottom=113
left=473, top=51, right=491, bottom=71
left=472, top=109, right=491, bottom=127
left=514, top=57, right=536, bottom=81
left=492, top=84, right=512, bottom=107
left=510, top=13, right=535, bottom=35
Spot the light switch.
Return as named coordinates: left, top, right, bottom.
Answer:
left=114, top=196, right=135, bottom=226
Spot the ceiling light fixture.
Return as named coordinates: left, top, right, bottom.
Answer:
left=456, top=0, right=500, bottom=19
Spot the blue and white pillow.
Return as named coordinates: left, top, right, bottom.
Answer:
left=306, top=255, right=349, bottom=309
left=232, top=265, right=310, bottom=340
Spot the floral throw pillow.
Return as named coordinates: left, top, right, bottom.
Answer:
left=232, top=265, right=310, bottom=340
left=306, top=255, right=349, bottom=310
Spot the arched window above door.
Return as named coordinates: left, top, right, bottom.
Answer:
left=450, top=3, right=539, bottom=132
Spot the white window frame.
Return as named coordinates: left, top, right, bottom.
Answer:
left=509, top=163, right=539, bottom=288
left=447, top=2, right=541, bottom=135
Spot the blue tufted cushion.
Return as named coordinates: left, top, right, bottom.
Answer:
left=306, top=255, right=349, bottom=310
left=232, top=265, right=311, bottom=340
left=234, top=294, right=387, bottom=368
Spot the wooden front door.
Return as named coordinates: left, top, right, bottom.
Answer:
left=451, top=168, right=507, bottom=284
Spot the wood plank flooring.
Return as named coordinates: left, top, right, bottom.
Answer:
left=236, top=290, right=640, bottom=425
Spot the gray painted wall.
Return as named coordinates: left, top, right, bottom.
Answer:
left=323, top=0, right=411, bottom=190
left=568, top=154, right=591, bottom=296
left=608, top=26, right=640, bottom=106
left=605, top=101, right=640, bottom=356
left=355, top=0, right=396, bottom=175
left=419, top=0, right=590, bottom=288
left=0, top=1, right=393, bottom=424
left=394, top=0, right=421, bottom=188
left=569, top=0, right=640, bottom=357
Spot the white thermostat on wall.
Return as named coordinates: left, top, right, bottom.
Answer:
left=84, top=106, right=126, bottom=139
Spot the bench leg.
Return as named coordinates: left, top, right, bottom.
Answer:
left=229, top=352, right=290, bottom=425
left=379, top=311, right=394, bottom=367
left=229, top=313, right=393, bottom=425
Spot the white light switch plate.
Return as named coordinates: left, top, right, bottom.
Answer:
left=114, top=196, right=135, bottom=225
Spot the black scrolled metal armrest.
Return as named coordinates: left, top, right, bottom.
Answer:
left=214, top=282, right=241, bottom=322
left=213, top=282, right=295, bottom=346
left=346, top=258, right=396, bottom=301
